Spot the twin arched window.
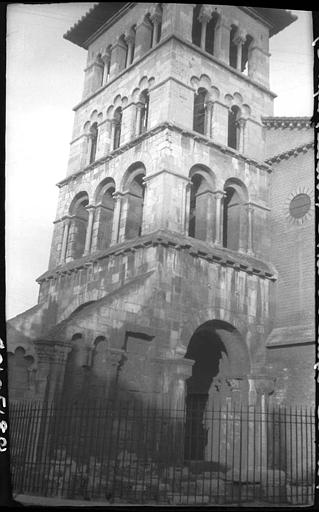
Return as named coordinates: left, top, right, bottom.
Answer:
left=188, top=168, right=248, bottom=252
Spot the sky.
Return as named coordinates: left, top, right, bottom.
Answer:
left=6, top=4, right=314, bottom=319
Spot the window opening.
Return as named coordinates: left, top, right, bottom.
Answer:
left=192, top=4, right=202, bottom=47
left=228, top=106, right=240, bottom=149
left=193, top=87, right=207, bottom=135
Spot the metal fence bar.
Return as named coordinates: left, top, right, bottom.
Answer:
left=9, top=399, right=315, bottom=506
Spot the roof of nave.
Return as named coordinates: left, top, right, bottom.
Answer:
left=64, top=3, right=297, bottom=49
left=265, top=140, right=314, bottom=164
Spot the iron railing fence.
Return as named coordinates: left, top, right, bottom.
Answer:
left=9, top=398, right=315, bottom=505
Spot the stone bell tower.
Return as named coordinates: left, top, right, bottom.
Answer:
left=7, top=4, right=298, bottom=417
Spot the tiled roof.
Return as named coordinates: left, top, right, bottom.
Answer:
left=265, top=141, right=314, bottom=164
left=262, top=117, right=312, bottom=129
left=64, top=4, right=297, bottom=49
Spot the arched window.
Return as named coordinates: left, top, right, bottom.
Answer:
left=241, top=35, right=253, bottom=74
left=67, top=193, right=89, bottom=260
left=223, top=181, right=247, bottom=251
left=113, top=107, right=122, bottom=149
left=228, top=105, right=241, bottom=150
left=193, top=87, right=208, bottom=135
left=94, top=180, right=115, bottom=251
left=89, top=122, right=98, bottom=164
left=119, top=164, right=146, bottom=242
left=153, top=4, right=163, bottom=45
left=139, top=89, right=149, bottom=134
left=229, top=25, right=238, bottom=69
left=126, top=173, right=145, bottom=239
left=205, top=12, right=219, bottom=55
left=189, top=174, right=202, bottom=238
left=192, top=4, right=202, bottom=47
left=188, top=168, right=215, bottom=241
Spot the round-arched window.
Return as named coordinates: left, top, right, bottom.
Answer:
left=289, top=193, right=311, bottom=219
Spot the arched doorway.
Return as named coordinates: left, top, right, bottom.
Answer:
left=184, top=320, right=250, bottom=461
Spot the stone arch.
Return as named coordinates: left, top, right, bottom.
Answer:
left=223, top=178, right=249, bottom=251
left=184, top=319, right=250, bottom=459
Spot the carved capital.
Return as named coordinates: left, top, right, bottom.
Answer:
left=124, top=28, right=136, bottom=45
left=198, top=6, right=212, bottom=24
left=101, top=49, right=112, bottom=63
left=233, top=28, right=247, bottom=46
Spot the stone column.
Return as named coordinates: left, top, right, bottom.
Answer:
left=101, top=48, right=111, bottom=85
left=238, top=117, right=247, bottom=153
left=247, top=203, right=254, bottom=255
left=205, top=100, right=214, bottom=138
left=135, top=101, right=143, bottom=137
left=83, top=206, right=95, bottom=255
left=111, top=192, right=123, bottom=245
left=182, top=180, right=192, bottom=236
left=233, top=29, right=246, bottom=71
left=213, top=190, right=225, bottom=245
left=60, top=217, right=71, bottom=264
left=110, top=119, right=116, bottom=150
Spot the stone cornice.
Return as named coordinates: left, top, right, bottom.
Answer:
left=57, top=121, right=272, bottom=188
left=262, top=116, right=312, bottom=129
left=37, top=229, right=277, bottom=284
left=265, top=141, right=314, bottom=164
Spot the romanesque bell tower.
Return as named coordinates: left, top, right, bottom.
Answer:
left=8, top=4, right=299, bottom=414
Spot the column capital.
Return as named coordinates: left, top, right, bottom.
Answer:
left=124, top=28, right=136, bottom=45
left=233, top=28, right=247, bottom=46
left=112, top=36, right=127, bottom=50
left=112, top=191, right=124, bottom=201
left=150, top=10, right=162, bottom=25
left=198, top=5, right=212, bottom=23
left=213, top=189, right=227, bottom=198
left=136, top=14, right=153, bottom=29
left=85, top=204, right=96, bottom=212
left=237, top=116, right=247, bottom=128
left=101, top=49, right=111, bottom=63
left=61, top=215, right=72, bottom=223
left=205, top=99, right=214, bottom=110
